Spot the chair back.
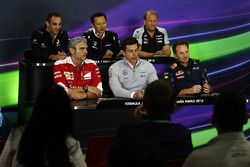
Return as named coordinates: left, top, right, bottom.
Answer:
left=24, top=50, right=33, bottom=61
left=85, top=136, right=113, bottom=167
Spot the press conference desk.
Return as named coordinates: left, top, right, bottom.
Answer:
left=72, top=94, right=219, bottom=146
left=72, top=93, right=219, bottom=109
left=72, top=98, right=139, bottom=145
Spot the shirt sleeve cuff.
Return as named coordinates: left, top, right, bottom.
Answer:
left=130, top=92, right=135, bottom=99
left=57, top=82, right=68, bottom=93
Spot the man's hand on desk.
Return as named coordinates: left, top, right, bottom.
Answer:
left=178, top=83, right=212, bottom=96
left=88, top=86, right=102, bottom=97
left=133, top=90, right=144, bottom=99
left=179, top=85, right=202, bottom=95
left=68, top=86, right=102, bottom=100
left=68, top=88, right=87, bottom=100
left=203, top=81, right=212, bottom=94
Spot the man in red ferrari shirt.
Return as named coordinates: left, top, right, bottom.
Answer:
left=54, top=36, right=102, bottom=100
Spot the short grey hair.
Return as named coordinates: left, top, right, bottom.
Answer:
left=68, top=36, right=87, bottom=50
left=144, top=10, right=158, bottom=20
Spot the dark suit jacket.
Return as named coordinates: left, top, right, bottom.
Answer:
left=115, top=120, right=193, bottom=159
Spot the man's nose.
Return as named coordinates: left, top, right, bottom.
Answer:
left=132, top=51, right=137, bottom=56
left=56, top=24, right=60, bottom=29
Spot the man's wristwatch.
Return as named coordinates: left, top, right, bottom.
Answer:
left=83, top=85, right=88, bottom=93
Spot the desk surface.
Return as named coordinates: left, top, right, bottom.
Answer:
left=72, top=93, right=220, bottom=110
left=72, top=93, right=250, bottom=110
left=72, top=99, right=97, bottom=110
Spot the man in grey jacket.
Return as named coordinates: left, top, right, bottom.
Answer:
left=109, top=37, right=158, bottom=99
left=183, top=91, right=250, bottom=167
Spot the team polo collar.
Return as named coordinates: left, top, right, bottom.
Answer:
left=144, top=26, right=160, bottom=36
left=68, top=56, right=86, bottom=66
left=123, top=57, right=141, bottom=68
left=92, top=28, right=106, bottom=39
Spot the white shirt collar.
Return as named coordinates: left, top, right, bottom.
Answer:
left=68, top=56, right=85, bottom=66
left=124, top=57, right=140, bottom=68
left=92, top=28, right=105, bottom=39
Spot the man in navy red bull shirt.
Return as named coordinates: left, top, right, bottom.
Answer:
left=164, top=40, right=212, bottom=95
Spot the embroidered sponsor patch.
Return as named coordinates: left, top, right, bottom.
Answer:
left=139, top=68, right=146, bottom=73
left=164, top=75, right=168, bottom=79
left=41, top=43, right=46, bottom=48
left=109, top=70, right=112, bottom=78
left=54, top=71, right=60, bottom=75
left=177, top=75, right=184, bottom=79
left=55, top=39, right=60, bottom=46
left=122, top=70, right=128, bottom=76
left=32, top=39, right=38, bottom=44
left=64, top=72, right=74, bottom=80
left=192, top=66, right=200, bottom=70
left=170, top=63, right=177, bottom=69
left=231, top=150, right=247, bottom=158
left=175, top=70, right=184, bottom=76
left=54, top=74, right=62, bottom=78
left=82, top=72, right=91, bottom=80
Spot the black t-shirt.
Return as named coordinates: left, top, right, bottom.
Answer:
left=31, top=27, right=69, bottom=62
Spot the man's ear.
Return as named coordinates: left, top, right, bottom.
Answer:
left=173, top=53, right=177, bottom=58
left=91, top=23, right=94, bottom=28
left=121, top=50, right=125, bottom=57
left=45, top=21, right=49, bottom=28
left=69, top=48, right=74, bottom=55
